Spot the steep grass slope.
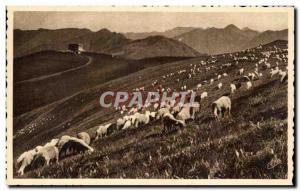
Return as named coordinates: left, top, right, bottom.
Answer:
left=14, top=40, right=289, bottom=179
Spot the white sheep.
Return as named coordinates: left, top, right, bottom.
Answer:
left=162, top=113, right=185, bottom=132
left=35, top=145, right=59, bottom=166
left=230, top=84, right=236, bottom=93
left=223, top=73, right=228, bottom=77
left=156, top=107, right=170, bottom=120
left=201, top=92, right=208, bottom=99
left=197, top=83, right=202, bottom=90
left=116, top=118, right=126, bottom=129
left=177, top=103, right=200, bottom=122
left=57, top=135, right=94, bottom=158
left=122, top=120, right=132, bottom=130
left=133, top=111, right=151, bottom=127
left=16, top=149, right=37, bottom=175
left=239, top=68, right=244, bottom=75
left=210, top=78, right=214, bottom=84
left=246, top=81, right=252, bottom=89
left=217, top=74, right=222, bottom=80
left=279, top=71, right=287, bottom=83
left=212, top=96, right=231, bottom=120
left=270, top=68, right=279, bottom=78
left=77, top=132, right=91, bottom=145
left=95, top=123, right=112, bottom=140
left=217, top=83, right=223, bottom=89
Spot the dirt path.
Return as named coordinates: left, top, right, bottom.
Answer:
left=16, top=55, right=93, bottom=84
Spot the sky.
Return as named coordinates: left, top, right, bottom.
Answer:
left=14, top=11, right=288, bottom=33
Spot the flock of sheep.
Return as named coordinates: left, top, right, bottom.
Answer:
left=16, top=43, right=288, bottom=176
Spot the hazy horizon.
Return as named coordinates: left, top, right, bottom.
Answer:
left=14, top=11, right=288, bottom=33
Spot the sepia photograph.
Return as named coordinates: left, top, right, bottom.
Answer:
left=6, top=6, right=294, bottom=185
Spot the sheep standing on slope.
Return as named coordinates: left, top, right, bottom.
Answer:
left=239, top=68, right=244, bottom=75
left=156, top=107, right=171, bottom=120
left=201, top=92, right=208, bottom=100
left=35, top=145, right=59, bottom=166
left=95, top=123, right=112, bottom=140
left=212, top=96, right=231, bottom=120
left=217, top=83, right=223, bottom=89
left=16, top=149, right=38, bottom=175
left=176, top=103, right=200, bottom=123
left=197, top=83, right=202, bottom=90
left=162, top=113, right=185, bottom=133
left=246, top=81, right=252, bottom=90
left=77, top=132, right=91, bottom=145
left=230, top=84, right=236, bottom=93
left=57, top=135, right=94, bottom=159
left=116, top=118, right=126, bottom=130
left=270, top=67, right=280, bottom=78
left=122, top=120, right=132, bottom=130
left=133, top=111, right=151, bottom=128
left=279, top=70, right=288, bottom=83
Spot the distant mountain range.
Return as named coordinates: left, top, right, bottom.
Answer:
left=14, top=24, right=288, bottom=58
left=14, top=28, right=130, bottom=58
left=125, top=24, right=288, bottom=55
left=123, top=27, right=196, bottom=40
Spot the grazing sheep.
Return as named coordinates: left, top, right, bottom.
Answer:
left=239, top=68, right=244, bottom=75
left=177, top=103, right=200, bottom=122
left=116, top=118, right=126, bottom=130
left=197, top=83, right=202, bottom=90
left=133, top=111, right=151, bottom=127
left=246, top=81, right=252, bottom=89
left=57, top=135, right=94, bottom=159
left=162, top=113, right=185, bottom=133
left=122, top=120, right=132, bottom=130
left=77, top=132, right=91, bottom=145
left=230, top=84, right=236, bottom=93
left=279, top=71, right=287, bottom=83
left=16, top=149, right=37, bottom=175
left=217, top=74, right=222, bottom=80
left=156, top=107, right=170, bottom=120
left=270, top=68, right=279, bottom=78
left=149, top=112, right=156, bottom=121
left=223, top=73, right=228, bottom=77
left=35, top=145, right=59, bottom=166
left=217, top=83, right=223, bottom=89
left=212, top=96, right=231, bottom=120
left=210, top=78, right=214, bottom=84
left=248, top=73, right=257, bottom=81
left=201, top=92, right=208, bottom=99
left=171, top=104, right=182, bottom=117
left=95, top=123, right=112, bottom=140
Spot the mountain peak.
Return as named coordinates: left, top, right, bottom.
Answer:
left=224, top=24, right=240, bottom=30
left=96, top=28, right=111, bottom=34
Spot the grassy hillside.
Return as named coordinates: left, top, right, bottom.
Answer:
left=13, top=51, right=193, bottom=116
left=14, top=50, right=89, bottom=82
left=13, top=40, right=288, bottom=179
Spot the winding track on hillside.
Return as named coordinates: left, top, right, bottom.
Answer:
left=15, top=55, right=93, bottom=84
